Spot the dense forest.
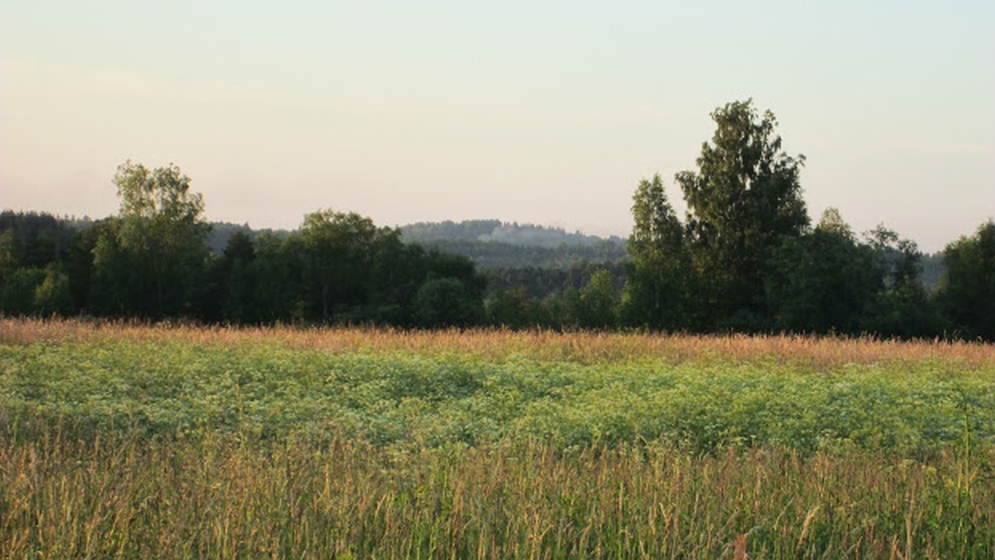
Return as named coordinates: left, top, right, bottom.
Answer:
left=2, top=100, right=993, bottom=339
left=204, top=220, right=628, bottom=272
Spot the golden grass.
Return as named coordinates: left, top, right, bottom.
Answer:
left=2, top=428, right=992, bottom=559
left=2, top=317, right=993, bottom=369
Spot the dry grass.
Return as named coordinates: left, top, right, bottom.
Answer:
left=3, top=317, right=993, bottom=369
left=2, top=427, right=992, bottom=559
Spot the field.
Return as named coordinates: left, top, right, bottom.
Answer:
left=1, top=319, right=994, bottom=558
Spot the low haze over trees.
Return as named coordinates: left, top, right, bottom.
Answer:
left=1, top=100, right=991, bottom=339
left=399, top=220, right=627, bottom=270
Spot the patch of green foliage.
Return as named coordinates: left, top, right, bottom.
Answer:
left=3, top=339, right=992, bottom=453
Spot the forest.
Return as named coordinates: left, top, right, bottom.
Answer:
left=1, top=100, right=993, bottom=340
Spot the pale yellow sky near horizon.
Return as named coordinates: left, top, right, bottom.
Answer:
left=2, top=1, right=993, bottom=252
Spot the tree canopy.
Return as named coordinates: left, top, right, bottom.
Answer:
left=622, top=174, right=689, bottom=329
left=675, top=99, right=809, bottom=328
left=939, top=221, right=995, bottom=340
left=0, top=116, right=989, bottom=340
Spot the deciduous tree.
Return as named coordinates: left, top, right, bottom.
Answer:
left=764, top=209, right=879, bottom=334
left=675, top=100, right=809, bottom=328
left=299, top=209, right=380, bottom=321
left=106, top=161, right=210, bottom=317
left=939, top=220, right=995, bottom=340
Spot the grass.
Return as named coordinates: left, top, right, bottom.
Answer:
left=3, top=429, right=992, bottom=558
left=5, top=317, right=993, bottom=368
left=1, top=318, right=994, bottom=558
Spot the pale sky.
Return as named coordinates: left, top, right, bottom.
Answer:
left=2, top=1, right=993, bottom=252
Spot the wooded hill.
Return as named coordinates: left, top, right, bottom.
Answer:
left=201, top=219, right=628, bottom=271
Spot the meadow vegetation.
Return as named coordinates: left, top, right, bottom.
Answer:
left=2, top=319, right=994, bottom=558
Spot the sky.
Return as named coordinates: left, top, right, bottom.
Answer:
left=1, top=1, right=993, bottom=253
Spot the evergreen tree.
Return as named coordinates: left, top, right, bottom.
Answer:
left=212, top=230, right=257, bottom=323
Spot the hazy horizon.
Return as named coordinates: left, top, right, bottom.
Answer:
left=3, top=1, right=993, bottom=253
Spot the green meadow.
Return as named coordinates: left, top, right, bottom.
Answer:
left=2, top=320, right=993, bottom=558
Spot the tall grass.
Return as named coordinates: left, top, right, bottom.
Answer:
left=2, top=426, right=992, bottom=559
left=3, top=317, right=993, bottom=369
left=2, top=318, right=994, bottom=557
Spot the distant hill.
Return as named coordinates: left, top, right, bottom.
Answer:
left=399, top=220, right=503, bottom=244
left=399, top=220, right=628, bottom=270
left=202, top=219, right=628, bottom=270
left=400, top=219, right=625, bottom=248
left=412, top=238, right=628, bottom=270
left=205, top=222, right=290, bottom=255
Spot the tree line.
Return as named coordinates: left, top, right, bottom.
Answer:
left=0, top=162, right=486, bottom=327
left=615, top=100, right=994, bottom=340
left=2, top=100, right=993, bottom=339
